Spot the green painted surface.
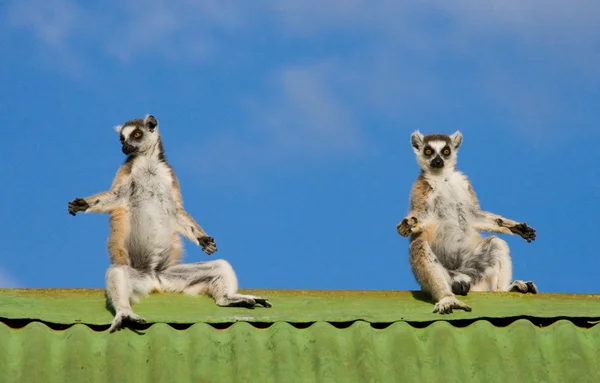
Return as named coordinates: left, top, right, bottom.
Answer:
left=1, top=289, right=599, bottom=382
left=0, top=288, right=599, bottom=325
left=0, top=319, right=598, bottom=383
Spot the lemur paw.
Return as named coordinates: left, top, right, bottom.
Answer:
left=497, top=220, right=536, bottom=243
left=508, top=280, right=538, bottom=294
left=397, top=217, right=418, bottom=237
left=108, top=310, right=147, bottom=333
left=68, top=198, right=89, bottom=216
left=433, top=296, right=472, bottom=314
left=251, top=296, right=272, bottom=308
left=511, top=223, right=536, bottom=243
left=197, top=235, right=217, bottom=255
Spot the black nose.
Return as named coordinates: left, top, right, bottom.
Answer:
left=122, top=144, right=136, bottom=155
left=430, top=156, right=444, bottom=168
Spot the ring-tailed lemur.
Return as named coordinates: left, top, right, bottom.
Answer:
left=397, top=131, right=537, bottom=314
left=68, top=114, right=271, bottom=332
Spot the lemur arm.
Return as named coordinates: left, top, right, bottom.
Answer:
left=397, top=174, right=433, bottom=237
left=169, top=169, right=217, bottom=255
left=467, top=183, right=537, bottom=243
left=68, top=163, right=131, bottom=215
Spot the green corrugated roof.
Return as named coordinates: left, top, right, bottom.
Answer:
left=1, top=289, right=599, bottom=383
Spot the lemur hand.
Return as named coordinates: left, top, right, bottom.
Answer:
left=397, top=217, right=418, bottom=237
left=497, top=219, right=536, bottom=243
left=510, top=222, right=536, bottom=243
left=197, top=235, right=217, bottom=255
left=68, top=198, right=89, bottom=216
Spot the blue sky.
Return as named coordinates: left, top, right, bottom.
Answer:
left=1, top=1, right=599, bottom=293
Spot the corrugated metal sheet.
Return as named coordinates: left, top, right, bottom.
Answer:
left=1, top=320, right=599, bottom=383
left=1, top=289, right=599, bottom=382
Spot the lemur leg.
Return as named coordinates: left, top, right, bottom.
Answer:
left=106, top=265, right=153, bottom=333
left=409, top=239, right=471, bottom=314
left=107, top=208, right=130, bottom=265
left=159, top=260, right=272, bottom=308
left=462, top=236, right=537, bottom=293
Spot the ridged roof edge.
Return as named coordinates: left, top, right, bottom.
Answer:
left=2, top=288, right=600, bottom=329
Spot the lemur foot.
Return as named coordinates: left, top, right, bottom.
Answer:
left=248, top=296, right=272, bottom=308
left=197, top=235, right=217, bottom=255
left=451, top=280, right=471, bottom=296
left=217, top=294, right=272, bottom=308
left=433, top=296, right=472, bottom=314
left=397, top=217, right=418, bottom=237
left=108, top=310, right=147, bottom=333
left=68, top=198, right=89, bottom=216
left=508, top=280, right=537, bottom=294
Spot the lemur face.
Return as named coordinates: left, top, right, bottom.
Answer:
left=410, top=131, right=463, bottom=173
left=114, top=115, right=159, bottom=156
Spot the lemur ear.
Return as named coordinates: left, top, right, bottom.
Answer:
left=144, top=114, right=158, bottom=132
left=411, top=130, right=424, bottom=150
left=450, top=130, right=463, bottom=149
left=114, top=125, right=123, bottom=134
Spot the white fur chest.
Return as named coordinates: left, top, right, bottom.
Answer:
left=129, top=157, right=173, bottom=199
left=425, top=171, right=474, bottom=223
left=127, top=157, right=177, bottom=238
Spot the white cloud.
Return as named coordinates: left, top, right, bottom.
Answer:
left=4, top=0, right=89, bottom=76
left=0, top=268, right=20, bottom=288
left=5, top=0, right=599, bottom=170
left=265, top=63, right=366, bottom=156
left=187, top=62, right=369, bottom=176
left=6, top=0, right=83, bottom=47
left=101, top=0, right=247, bottom=62
left=7, top=1, right=599, bottom=64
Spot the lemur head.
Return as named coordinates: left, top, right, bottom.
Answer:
left=114, top=114, right=159, bottom=156
left=410, top=130, right=463, bottom=173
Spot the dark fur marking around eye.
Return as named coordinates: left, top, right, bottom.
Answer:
left=131, top=129, right=144, bottom=140
left=423, top=145, right=434, bottom=157
left=442, top=145, right=452, bottom=156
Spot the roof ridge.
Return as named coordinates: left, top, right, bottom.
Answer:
left=2, top=315, right=598, bottom=332
left=2, top=289, right=600, bottom=327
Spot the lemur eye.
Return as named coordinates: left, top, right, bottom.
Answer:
left=133, top=132, right=141, bottom=139
left=424, top=149, right=432, bottom=155
left=443, top=149, right=451, bottom=155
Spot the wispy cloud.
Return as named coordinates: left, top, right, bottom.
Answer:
left=4, top=0, right=88, bottom=75
left=7, top=1, right=599, bottom=65
left=263, top=63, right=366, bottom=156
left=188, top=61, right=369, bottom=176
left=0, top=268, right=20, bottom=288
left=5, top=0, right=598, bottom=170
left=102, top=0, right=247, bottom=62
left=6, top=0, right=83, bottom=47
